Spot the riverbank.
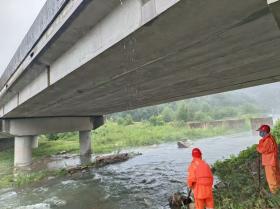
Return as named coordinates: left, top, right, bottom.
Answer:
left=0, top=121, right=247, bottom=189
left=0, top=133, right=259, bottom=209
left=213, top=123, right=280, bottom=209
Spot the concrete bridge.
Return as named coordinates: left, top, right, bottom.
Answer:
left=1, top=0, right=280, bottom=167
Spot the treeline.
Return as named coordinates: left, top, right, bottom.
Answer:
left=109, top=92, right=262, bottom=125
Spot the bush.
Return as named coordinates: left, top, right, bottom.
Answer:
left=45, top=132, right=77, bottom=141
left=149, top=115, right=165, bottom=126
left=272, top=120, right=280, bottom=143
left=211, top=107, right=239, bottom=120
left=175, top=103, right=189, bottom=122
left=161, top=107, right=174, bottom=122
left=116, top=115, right=134, bottom=126
left=45, top=134, right=59, bottom=141
left=213, top=124, right=280, bottom=208
left=193, top=111, right=212, bottom=122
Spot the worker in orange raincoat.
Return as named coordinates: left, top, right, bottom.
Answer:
left=256, top=124, right=280, bottom=194
left=187, top=148, right=214, bottom=209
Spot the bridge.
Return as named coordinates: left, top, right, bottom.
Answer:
left=1, top=0, right=280, bottom=167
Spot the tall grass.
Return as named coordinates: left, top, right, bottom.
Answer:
left=92, top=121, right=238, bottom=153
left=213, top=121, right=280, bottom=209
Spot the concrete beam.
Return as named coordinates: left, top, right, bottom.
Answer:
left=268, top=0, right=280, bottom=28
left=14, top=136, right=33, bottom=167
left=0, top=0, right=69, bottom=90
left=92, top=115, right=104, bottom=129
left=3, top=0, right=280, bottom=120
left=2, top=117, right=95, bottom=136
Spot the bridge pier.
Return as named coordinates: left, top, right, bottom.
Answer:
left=1, top=116, right=104, bottom=167
left=31, top=136, right=38, bottom=149
left=14, top=136, right=33, bottom=167
left=79, top=130, right=92, bottom=156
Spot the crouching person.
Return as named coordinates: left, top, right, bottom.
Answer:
left=187, top=148, right=214, bottom=209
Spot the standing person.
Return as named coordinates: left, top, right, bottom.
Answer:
left=256, top=124, right=280, bottom=194
left=187, top=148, right=214, bottom=209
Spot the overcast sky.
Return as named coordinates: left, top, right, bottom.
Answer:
left=0, top=0, right=46, bottom=76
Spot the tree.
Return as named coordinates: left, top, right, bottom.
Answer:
left=161, top=106, right=174, bottom=122
left=176, top=103, right=189, bottom=122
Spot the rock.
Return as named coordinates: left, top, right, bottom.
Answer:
left=169, top=178, right=183, bottom=183
left=214, top=181, right=226, bottom=190
left=141, top=178, right=156, bottom=184
left=57, top=151, right=67, bottom=155
left=177, top=141, right=191, bottom=148
left=47, top=176, right=55, bottom=180
left=189, top=203, right=195, bottom=209
left=44, top=196, right=66, bottom=207
left=168, top=192, right=193, bottom=209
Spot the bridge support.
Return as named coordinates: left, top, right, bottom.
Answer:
left=14, top=136, right=33, bottom=167
left=79, top=130, right=92, bottom=156
left=31, top=136, right=38, bottom=149
left=1, top=116, right=104, bottom=167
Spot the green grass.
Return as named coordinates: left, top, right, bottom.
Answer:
left=213, top=124, right=280, bottom=209
left=214, top=145, right=280, bottom=209
left=92, top=122, right=239, bottom=153
left=0, top=121, right=246, bottom=189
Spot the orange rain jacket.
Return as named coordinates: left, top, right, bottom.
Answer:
left=187, top=158, right=214, bottom=199
left=257, top=134, right=278, bottom=166
left=257, top=134, right=280, bottom=193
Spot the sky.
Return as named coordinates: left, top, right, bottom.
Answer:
left=0, top=0, right=47, bottom=75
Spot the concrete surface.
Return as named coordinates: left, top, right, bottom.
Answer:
left=1, top=117, right=95, bottom=136
left=31, top=136, right=39, bottom=149
left=79, top=130, right=92, bottom=156
left=0, top=0, right=68, bottom=89
left=14, top=136, right=33, bottom=167
left=1, top=0, right=280, bottom=119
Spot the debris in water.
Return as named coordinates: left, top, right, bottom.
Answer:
left=57, top=150, right=67, bottom=155
left=95, top=153, right=129, bottom=167
left=168, top=191, right=194, bottom=209
left=66, top=152, right=141, bottom=174
left=177, top=141, right=191, bottom=148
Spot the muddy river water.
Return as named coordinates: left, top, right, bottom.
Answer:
left=0, top=133, right=258, bottom=209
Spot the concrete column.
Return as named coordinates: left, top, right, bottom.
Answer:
left=31, top=136, right=38, bottom=149
left=14, top=136, right=33, bottom=167
left=79, top=130, right=92, bottom=156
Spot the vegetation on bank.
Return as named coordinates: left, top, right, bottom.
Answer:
left=110, top=92, right=261, bottom=124
left=213, top=121, right=280, bottom=209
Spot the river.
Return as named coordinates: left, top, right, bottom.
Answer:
left=0, top=133, right=258, bottom=209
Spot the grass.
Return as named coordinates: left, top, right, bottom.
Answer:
left=213, top=145, right=280, bottom=209
left=0, top=121, right=247, bottom=189
left=212, top=121, right=280, bottom=209
left=92, top=121, right=241, bottom=153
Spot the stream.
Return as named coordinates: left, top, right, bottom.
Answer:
left=0, top=133, right=258, bottom=209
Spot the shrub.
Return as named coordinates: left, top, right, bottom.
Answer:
left=149, top=115, right=165, bottom=126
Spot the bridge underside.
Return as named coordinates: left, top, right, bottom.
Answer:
left=2, top=0, right=280, bottom=118
left=2, top=0, right=280, bottom=167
